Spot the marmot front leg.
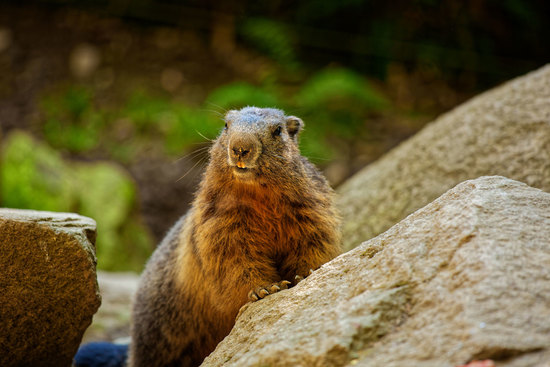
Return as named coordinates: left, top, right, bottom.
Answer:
left=248, top=280, right=292, bottom=301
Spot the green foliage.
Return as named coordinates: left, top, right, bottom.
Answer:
left=0, top=131, right=153, bottom=272
left=297, top=126, right=336, bottom=166
left=74, top=162, right=153, bottom=271
left=122, top=92, right=170, bottom=132
left=162, top=105, right=221, bottom=154
left=240, top=18, right=298, bottom=70
left=40, top=88, right=224, bottom=159
left=206, top=82, right=281, bottom=110
left=297, top=68, right=388, bottom=111
left=1, top=131, right=76, bottom=212
left=41, top=86, right=104, bottom=153
left=120, top=92, right=222, bottom=155
left=295, top=68, right=389, bottom=161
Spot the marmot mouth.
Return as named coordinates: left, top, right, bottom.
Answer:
left=232, top=166, right=256, bottom=179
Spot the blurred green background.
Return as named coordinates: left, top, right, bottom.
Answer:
left=0, top=0, right=548, bottom=271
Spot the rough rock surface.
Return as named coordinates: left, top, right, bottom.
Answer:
left=338, top=64, right=550, bottom=251
left=202, top=176, right=550, bottom=367
left=0, top=209, right=101, bottom=367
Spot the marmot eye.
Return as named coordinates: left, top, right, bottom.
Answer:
left=224, top=122, right=228, bottom=129
left=273, top=126, right=282, bottom=137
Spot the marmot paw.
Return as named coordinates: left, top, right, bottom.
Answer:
left=248, top=280, right=291, bottom=302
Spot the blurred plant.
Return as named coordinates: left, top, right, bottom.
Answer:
left=0, top=131, right=153, bottom=271
left=162, top=106, right=221, bottom=154
left=120, top=92, right=222, bottom=155
left=1, top=131, right=76, bottom=212
left=39, top=88, right=223, bottom=160
left=41, top=86, right=104, bottom=153
left=295, top=67, right=389, bottom=161
left=74, top=162, right=152, bottom=271
left=240, top=18, right=298, bottom=70
left=297, top=68, right=388, bottom=113
left=205, top=82, right=281, bottom=110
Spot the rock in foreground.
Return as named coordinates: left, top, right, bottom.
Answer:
left=0, top=209, right=101, bottom=367
left=202, top=176, right=550, bottom=367
left=338, top=64, right=550, bottom=251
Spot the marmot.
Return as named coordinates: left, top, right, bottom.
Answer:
left=128, top=107, right=341, bottom=367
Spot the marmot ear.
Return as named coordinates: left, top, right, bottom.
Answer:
left=285, top=116, right=304, bottom=139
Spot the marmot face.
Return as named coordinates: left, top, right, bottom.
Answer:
left=211, top=107, right=304, bottom=182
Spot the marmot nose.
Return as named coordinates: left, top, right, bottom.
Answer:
left=229, top=134, right=259, bottom=167
left=230, top=137, right=256, bottom=159
left=232, top=147, right=250, bottom=158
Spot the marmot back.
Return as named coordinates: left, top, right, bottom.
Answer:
left=129, top=107, right=341, bottom=367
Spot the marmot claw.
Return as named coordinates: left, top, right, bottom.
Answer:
left=248, top=280, right=291, bottom=302
left=294, top=269, right=315, bottom=284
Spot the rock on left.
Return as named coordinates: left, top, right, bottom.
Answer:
left=0, top=209, right=101, bottom=367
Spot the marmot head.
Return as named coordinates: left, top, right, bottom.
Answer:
left=210, top=107, right=304, bottom=182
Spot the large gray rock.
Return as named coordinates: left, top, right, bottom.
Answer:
left=0, top=209, right=101, bottom=367
left=338, top=64, right=550, bottom=252
left=202, top=176, right=550, bottom=367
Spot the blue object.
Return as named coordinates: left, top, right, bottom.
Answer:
left=73, top=342, right=128, bottom=367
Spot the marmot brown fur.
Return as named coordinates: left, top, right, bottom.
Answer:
left=128, top=107, right=341, bottom=367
